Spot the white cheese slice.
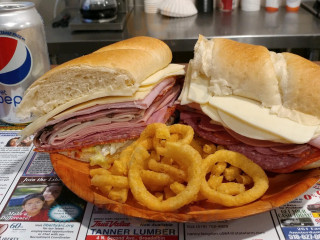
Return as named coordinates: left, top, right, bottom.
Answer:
left=217, top=109, right=289, bottom=142
left=52, top=91, right=150, bottom=120
left=209, top=96, right=318, bottom=144
left=188, top=74, right=210, bottom=104
left=182, top=62, right=210, bottom=104
left=141, top=64, right=185, bottom=86
left=271, top=105, right=320, bottom=125
left=200, top=102, right=289, bottom=142
left=179, top=61, right=210, bottom=105
left=200, top=104, right=221, bottom=123
left=178, top=61, right=193, bottom=105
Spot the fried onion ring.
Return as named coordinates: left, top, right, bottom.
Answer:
left=200, top=149, right=269, bottom=207
left=128, top=142, right=203, bottom=212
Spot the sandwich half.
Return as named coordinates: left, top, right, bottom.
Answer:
left=17, top=36, right=185, bottom=168
left=178, top=35, right=320, bottom=173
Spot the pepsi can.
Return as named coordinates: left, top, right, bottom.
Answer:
left=0, top=2, right=50, bottom=124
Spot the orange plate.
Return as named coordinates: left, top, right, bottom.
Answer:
left=51, top=153, right=320, bottom=222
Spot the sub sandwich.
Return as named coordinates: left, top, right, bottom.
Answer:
left=17, top=36, right=185, bottom=166
left=178, top=35, right=320, bottom=173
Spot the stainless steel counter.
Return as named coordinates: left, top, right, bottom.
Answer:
left=46, top=5, right=320, bottom=63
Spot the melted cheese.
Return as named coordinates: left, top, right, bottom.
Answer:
left=59, top=140, right=133, bottom=168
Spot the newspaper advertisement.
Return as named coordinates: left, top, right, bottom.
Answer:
left=1, top=125, right=320, bottom=240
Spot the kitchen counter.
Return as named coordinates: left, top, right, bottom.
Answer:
left=46, top=5, right=320, bottom=63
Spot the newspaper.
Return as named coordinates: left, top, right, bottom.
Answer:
left=1, top=124, right=320, bottom=240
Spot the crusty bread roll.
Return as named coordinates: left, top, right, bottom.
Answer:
left=193, top=35, right=320, bottom=119
left=94, top=36, right=171, bottom=64
left=282, top=52, right=320, bottom=118
left=17, top=36, right=172, bottom=119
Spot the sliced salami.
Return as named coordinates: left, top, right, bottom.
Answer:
left=179, top=107, right=320, bottom=173
left=227, top=144, right=301, bottom=171
left=181, top=115, right=239, bottom=145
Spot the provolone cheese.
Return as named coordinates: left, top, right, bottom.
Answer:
left=188, top=74, right=210, bottom=104
left=179, top=60, right=210, bottom=104
left=271, top=105, right=320, bottom=125
left=141, top=64, right=185, bottom=86
left=179, top=61, right=193, bottom=105
left=200, top=104, right=221, bottom=123
left=209, top=96, right=318, bottom=143
left=217, top=109, right=289, bottom=142
left=53, top=91, right=150, bottom=120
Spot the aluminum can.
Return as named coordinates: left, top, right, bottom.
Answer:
left=218, top=0, right=235, bottom=12
left=0, top=2, right=50, bottom=124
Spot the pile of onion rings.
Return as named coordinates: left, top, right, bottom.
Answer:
left=90, top=123, right=269, bottom=212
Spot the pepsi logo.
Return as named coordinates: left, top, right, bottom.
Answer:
left=0, top=36, right=32, bottom=85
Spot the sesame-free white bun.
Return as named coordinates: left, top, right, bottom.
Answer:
left=193, top=35, right=320, bottom=119
left=17, top=36, right=172, bottom=119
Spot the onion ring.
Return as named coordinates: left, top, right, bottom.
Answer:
left=128, top=142, right=203, bottom=212
left=200, top=149, right=269, bottom=207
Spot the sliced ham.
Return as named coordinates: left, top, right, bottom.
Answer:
left=45, top=77, right=176, bottom=126
left=35, top=79, right=180, bottom=152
